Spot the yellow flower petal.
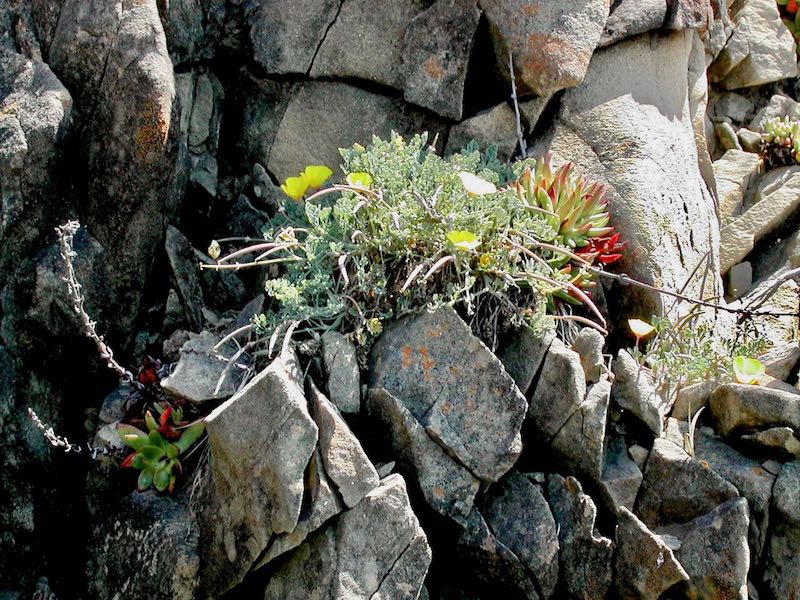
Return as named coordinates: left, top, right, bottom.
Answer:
left=732, top=356, right=766, bottom=385
left=301, top=165, right=333, bottom=189
left=458, top=171, right=497, bottom=196
left=446, top=230, right=481, bottom=251
left=346, top=172, right=373, bottom=188
left=628, top=318, right=655, bottom=338
left=281, top=175, right=309, bottom=200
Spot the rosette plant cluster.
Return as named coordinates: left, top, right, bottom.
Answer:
left=117, top=405, right=205, bottom=493
left=210, top=133, right=625, bottom=350
left=761, top=116, right=800, bottom=168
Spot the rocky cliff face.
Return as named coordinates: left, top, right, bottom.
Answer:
left=2, top=1, right=800, bottom=599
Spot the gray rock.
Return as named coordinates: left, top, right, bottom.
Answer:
left=742, top=427, right=800, bottom=457
left=252, top=449, right=343, bottom=569
left=263, top=474, right=431, bottom=600
left=165, top=226, right=204, bottom=332
left=310, top=0, right=422, bottom=89
left=712, top=149, right=762, bottom=219
left=549, top=378, right=611, bottom=482
left=614, top=507, right=690, bottom=600
left=635, top=438, right=740, bottom=529
left=456, top=507, right=542, bottom=598
left=720, top=167, right=800, bottom=273
left=527, top=337, right=586, bottom=442
left=695, top=428, right=776, bottom=560
left=520, top=94, right=552, bottom=131
left=88, top=492, right=199, bottom=600
left=198, top=352, right=318, bottom=596
left=601, top=0, right=714, bottom=46
left=320, top=331, right=360, bottom=414
left=710, top=0, right=798, bottom=90
left=600, top=436, right=643, bottom=514
left=446, top=103, right=519, bottom=160
left=481, top=472, right=559, bottom=598
left=709, top=383, right=800, bottom=437
left=733, top=277, right=800, bottom=348
left=764, top=460, right=800, bottom=598
left=402, top=0, right=481, bottom=120
left=712, top=91, right=755, bottom=125
left=0, top=49, right=71, bottom=273
left=628, top=444, right=650, bottom=471
left=249, top=0, right=341, bottom=75
left=308, top=381, right=379, bottom=508
left=48, top=0, right=180, bottom=341
left=751, top=94, right=800, bottom=131
left=268, top=81, right=446, bottom=182
left=160, top=331, right=243, bottom=404
left=496, top=325, right=555, bottom=395
left=370, top=307, right=527, bottom=482
left=763, top=460, right=800, bottom=600
left=738, top=128, right=762, bottom=153
left=546, top=475, right=613, bottom=600
left=671, top=378, right=719, bottom=422
left=571, top=327, right=606, bottom=384
left=481, top=0, right=610, bottom=97
left=613, top=350, right=669, bottom=436
left=761, top=343, right=800, bottom=382
left=540, top=30, right=722, bottom=319
left=366, top=387, right=480, bottom=526
left=657, top=498, right=750, bottom=600
left=160, top=0, right=205, bottom=65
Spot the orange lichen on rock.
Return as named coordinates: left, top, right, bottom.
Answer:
left=134, top=96, right=171, bottom=164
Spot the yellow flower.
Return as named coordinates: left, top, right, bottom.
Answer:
left=446, top=230, right=481, bottom=251
left=281, top=175, right=309, bottom=200
left=628, top=319, right=655, bottom=339
left=302, top=165, right=333, bottom=189
left=458, top=172, right=497, bottom=196
left=479, top=253, right=492, bottom=268
left=346, top=172, right=373, bottom=188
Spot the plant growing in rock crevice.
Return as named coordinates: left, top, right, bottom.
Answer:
left=760, top=116, right=800, bottom=168
left=206, top=133, right=626, bottom=352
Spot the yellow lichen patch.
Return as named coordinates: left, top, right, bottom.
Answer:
left=134, top=97, right=171, bottom=164
left=423, top=56, right=446, bottom=81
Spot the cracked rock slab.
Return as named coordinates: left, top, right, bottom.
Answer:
left=320, top=331, right=360, bottom=414
left=614, top=507, right=690, bottom=600
left=370, top=307, right=527, bottom=483
left=307, top=381, right=379, bottom=508
left=263, top=474, right=431, bottom=600
left=613, top=350, right=669, bottom=436
left=634, top=438, right=739, bottom=529
left=366, top=387, right=480, bottom=526
left=198, top=352, right=318, bottom=597
left=600, top=436, right=643, bottom=514
left=481, top=0, right=610, bottom=97
left=496, top=325, right=555, bottom=396
left=763, top=460, right=800, bottom=600
left=546, top=475, right=613, bottom=600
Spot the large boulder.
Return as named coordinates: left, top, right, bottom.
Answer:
left=709, top=383, right=800, bottom=438
left=538, top=29, right=722, bottom=318
left=48, top=0, right=180, bottom=341
left=480, top=0, right=610, bottom=97
left=262, top=474, right=431, bottom=600
left=601, top=0, right=714, bottom=46
left=763, top=460, right=800, bottom=600
left=708, top=0, right=798, bottom=90
left=370, top=307, right=527, bottom=483
left=197, top=352, right=319, bottom=596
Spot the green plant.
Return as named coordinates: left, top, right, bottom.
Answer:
left=761, top=116, right=800, bottom=168
left=630, top=311, right=771, bottom=398
left=209, top=133, right=625, bottom=352
left=118, top=406, right=205, bottom=493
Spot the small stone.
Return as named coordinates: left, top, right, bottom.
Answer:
left=742, top=427, right=800, bottom=457
left=571, top=327, right=606, bottom=384
left=446, top=103, right=519, bottom=160
left=160, top=331, right=244, bottom=404
left=628, top=444, right=649, bottom=472
left=600, top=436, right=643, bottom=514
left=716, top=121, right=743, bottom=151
left=635, top=438, right=739, bottom=529
left=612, top=350, right=669, bottom=436
left=320, top=331, right=361, bottom=414
left=709, top=383, right=800, bottom=437
left=713, top=92, right=754, bottom=124
left=308, top=382, right=379, bottom=508
left=737, top=128, right=763, bottom=153
left=726, top=261, right=753, bottom=300
left=614, top=507, right=690, bottom=600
